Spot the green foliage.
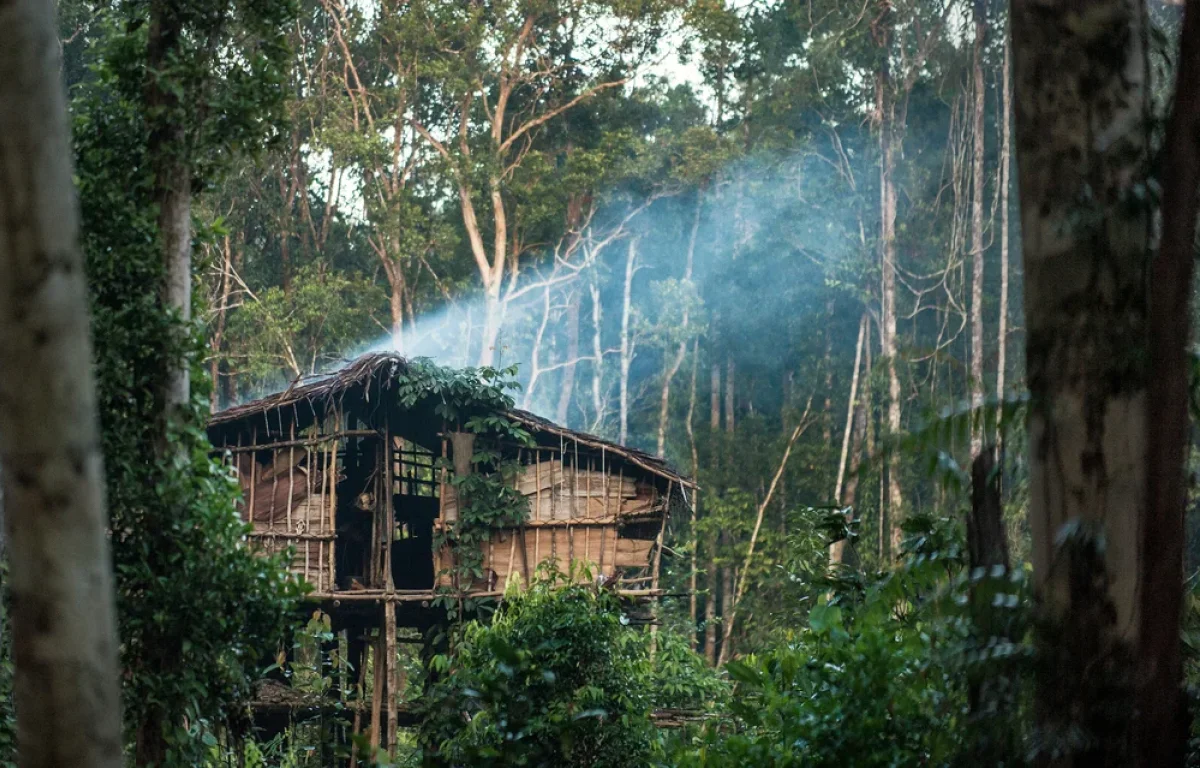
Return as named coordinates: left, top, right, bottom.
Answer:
left=68, top=4, right=304, bottom=762
left=392, top=361, right=536, bottom=619
left=226, top=262, right=387, bottom=388
left=672, top=516, right=1032, bottom=768
left=419, top=565, right=665, bottom=767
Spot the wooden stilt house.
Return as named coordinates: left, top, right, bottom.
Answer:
left=206, top=353, right=692, bottom=751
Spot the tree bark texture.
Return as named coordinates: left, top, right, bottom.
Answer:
left=1011, top=0, right=1152, bottom=758
left=969, top=0, right=987, bottom=457
left=997, top=39, right=1012, bottom=410
left=555, top=290, right=581, bottom=426
left=0, top=2, right=124, bottom=764
left=1139, top=0, right=1200, bottom=761
left=147, top=0, right=192, bottom=413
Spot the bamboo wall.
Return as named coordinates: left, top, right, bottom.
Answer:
left=437, top=447, right=666, bottom=591
left=226, top=427, right=343, bottom=594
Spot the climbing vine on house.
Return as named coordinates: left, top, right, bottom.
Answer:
left=392, top=360, right=534, bottom=620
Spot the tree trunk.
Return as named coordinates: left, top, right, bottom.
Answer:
left=831, top=314, right=867, bottom=565
left=656, top=194, right=700, bottom=457
left=589, top=276, right=605, bottom=432
left=704, top=532, right=719, bottom=664
left=686, top=338, right=701, bottom=647
left=966, top=446, right=1011, bottom=734
left=879, top=85, right=904, bottom=557
left=147, top=0, right=191, bottom=415
left=969, top=0, right=987, bottom=457
left=710, top=362, right=721, bottom=432
left=997, top=39, right=1011, bottom=412
left=1139, top=0, right=1200, bottom=761
left=479, top=288, right=503, bottom=367
left=381, top=259, right=406, bottom=353
left=555, top=290, right=580, bottom=426
left=842, top=324, right=871, bottom=534
left=210, top=234, right=234, bottom=411
left=619, top=237, right=636, bottom=444
left=1011, top=0, right=1152, bottom=758
left=724, top=356, right=735, bottom=435
left=0, top=3, right=124, bottom=763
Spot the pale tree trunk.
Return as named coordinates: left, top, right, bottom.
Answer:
left=0, top=3, right=124, bottom=764
left=555, top=290, right=581, bottom=425
left=656, top=194, right=701, bottom=457
left=879, top=83, right=904, bottom=556
left=969, top=0, right=987, bottom=457
left=147, top=0, right=191, bottom=414
left=704, top=531, right=719, bottom=664
left=710, top=362, right=721, bottom=431
left=843, top=321, right=872, bottom=535
left=823, top=299, right=834, bottom=446
left=618, top=237, right=637, bottom=445
left=210, top=234, right=234, bottom=411
left=686, top=338, right=700, bottom=646
left=1011, top=0, right=1153, bottom=758
left=1140, top=0, right=1200, bottom=761
left=724, top=356, right=735, bottom=434
left=831, top=314, right=867, bottom=565
left=996, top=39, right=1011, bottom=411
left=705, top=352, right=720, bottom=663
left=589, top=276, right=605, bottom=432
left=719, top=417, right=810, bottom=665
left=521, top=286, right=553, bottom=410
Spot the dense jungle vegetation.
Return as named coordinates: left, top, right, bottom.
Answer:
left=2, top=0, right=1200, bottom=764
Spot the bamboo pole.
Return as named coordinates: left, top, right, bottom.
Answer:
left=600, top=448, right=608, bottom=575
left=534, top=450, right=542, bottom=567
left=248, top=426, right=258, bottom=524
left=649, top=482, right=672, bottom=655
left=212, top=430, right=377, bottom=454
left=384, top=602, right=398, bottom=757
left=369, top=633, right=383, bottom=749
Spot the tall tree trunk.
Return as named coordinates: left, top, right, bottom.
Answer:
left=686, top=338, right=701, bottom=647
left=656, top=194, right=701, bottom=457
left=1140, top=0, right=1200, bottom=761
left=555, top=290, right=581, bottom=426
left=704, top=532, right=719, bottom=664
left=878, top=60, right=904, bottom=557
left=831, top=314, right=867, bottom=565
left=842, top=321, right=872, bottom=539
left=0, top=3, right=124, bottom=763
left=724, top=356, right=735, bottom=434
left=210, top=234, right=234, bottom=411
left=589, top=276, right=605, bottom=432
left=969, top=0, right=987, bottom=456
left=710, top=362, right=721, bottom=431
left=1011, top=0, right=1152, bottom=759
left=619, top=237, right=637, bottom=444
left=823, top=299, right=834, bottom=447
left=147, top=0, right=191, bottom=415
left=997, top=39, right=1011, bottom=411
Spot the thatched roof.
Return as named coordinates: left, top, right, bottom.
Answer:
left=208, top=353, right=692, bottom=488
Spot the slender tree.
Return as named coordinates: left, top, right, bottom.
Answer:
left=0, top=1, right=123, bottom=763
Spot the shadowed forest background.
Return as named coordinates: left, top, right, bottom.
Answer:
left=3, top=0, right=1200, bottom=764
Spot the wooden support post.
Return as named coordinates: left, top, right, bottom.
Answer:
left=248, top=426, right=258, bottom=524
left=369, top=631, right=383, bottom=750
left=534, top=451, right=542, bottom=568
left=384, top=601, right=398, bottom=758
left=649, top=482, right=672, bottom=656
left=384, top=421, right=394, bottom=592
left=600, top=448, right=609, bottom=575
